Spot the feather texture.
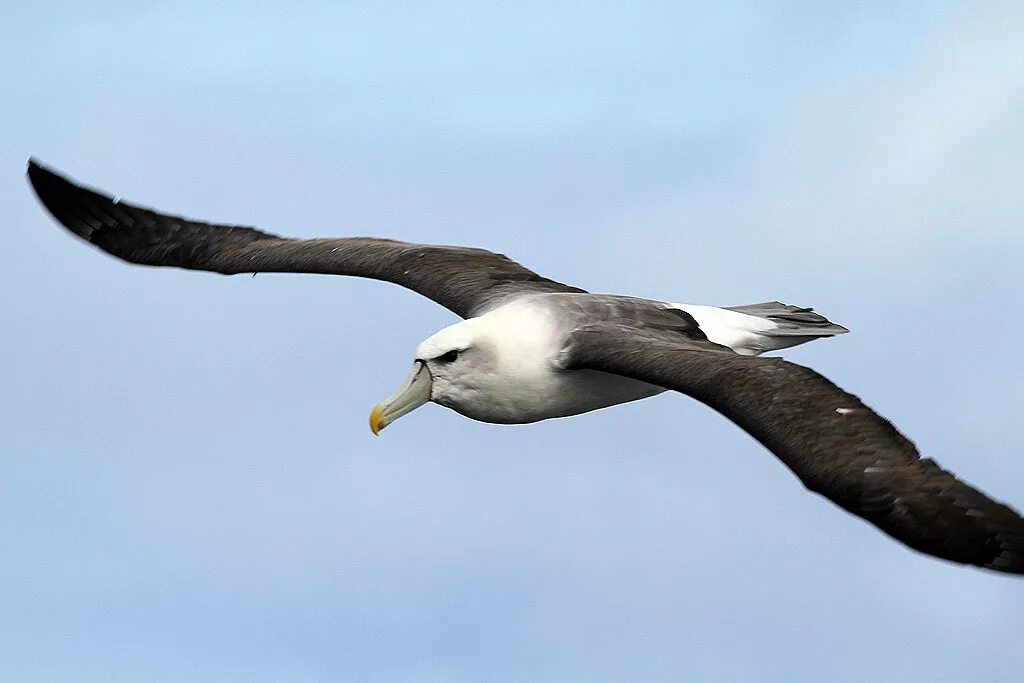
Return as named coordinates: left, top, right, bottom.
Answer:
left=565, top=324, right=1024, bottom=574
left=26, top=159, right=583, bottom=318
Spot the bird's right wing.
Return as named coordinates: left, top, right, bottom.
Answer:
left=27, top=160, right=585, bottom=319
left=563, top=323, right=1024, bottom=574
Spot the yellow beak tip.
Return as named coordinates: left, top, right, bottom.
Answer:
left=369, top=405, right=384, bottom=436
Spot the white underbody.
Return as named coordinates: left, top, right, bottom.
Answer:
left=417, top=297, right=824, bottom=425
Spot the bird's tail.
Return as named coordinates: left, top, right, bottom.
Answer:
left=668, top=301, right=847, bottom=356
left=726, top=301, right=848, bottom=335
left=723, top=300, right=848, bottom=354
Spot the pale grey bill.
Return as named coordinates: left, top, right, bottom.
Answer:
left=369, top=360, right=432, bottom=434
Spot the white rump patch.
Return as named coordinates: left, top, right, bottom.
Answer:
left=668, top=304, right=775, bottom=355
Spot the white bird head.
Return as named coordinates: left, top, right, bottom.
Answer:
left=368, top=302, right=574, bottom=433
left=369, top=318, right=504, bottom=433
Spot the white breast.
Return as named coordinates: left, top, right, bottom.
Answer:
left=443, top=299, right=665, bottom=424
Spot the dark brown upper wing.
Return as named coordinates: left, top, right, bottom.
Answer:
left=27, top=159, right=584, bottom=318
left=564, top=324, right=1024, bottom=574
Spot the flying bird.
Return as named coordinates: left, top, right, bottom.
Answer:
left=26, top=159, right=1024, bottom=575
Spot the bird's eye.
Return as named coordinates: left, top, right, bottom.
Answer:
left=437, top=350, right=459, bottom=363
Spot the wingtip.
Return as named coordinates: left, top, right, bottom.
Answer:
left=26, top=156, right=49, bottom=176
left=26, top=157, right=59, bottom=194
left=25, top=159, right=108, bottom=244
left=26, top=156, right=42, bottom=180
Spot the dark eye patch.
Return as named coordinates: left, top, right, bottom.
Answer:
left=437, top=350, right=460, bottom=363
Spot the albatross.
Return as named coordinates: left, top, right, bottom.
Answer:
left=26, top=158, right=1024, bottom=575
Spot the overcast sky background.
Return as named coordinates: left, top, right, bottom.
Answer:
left=3, top=2, right=1024, bottom=681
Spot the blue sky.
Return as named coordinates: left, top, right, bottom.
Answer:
left=3, top=2, right=1024, bottom=681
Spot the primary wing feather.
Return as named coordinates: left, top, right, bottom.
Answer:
left=566, top=325, right=1024, bottom=574
left=27, top=159, right=584, bottom=318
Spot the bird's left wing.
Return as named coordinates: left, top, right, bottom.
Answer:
left=27, top=160, right=584, bottom=318
left=562, top=324, right=1024, bottom=574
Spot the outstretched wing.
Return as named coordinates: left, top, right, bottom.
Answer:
left=564, top=324, right=1024, bottom=574
left=27, top=159, right=584, bottom=318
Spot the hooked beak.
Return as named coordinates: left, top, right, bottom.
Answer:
left=369, top=360, right=432, bottom=435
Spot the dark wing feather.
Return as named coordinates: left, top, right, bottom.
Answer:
left=565, top=325, right=1024, bottom=574
left=26, top=159, right=584, bottom=318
